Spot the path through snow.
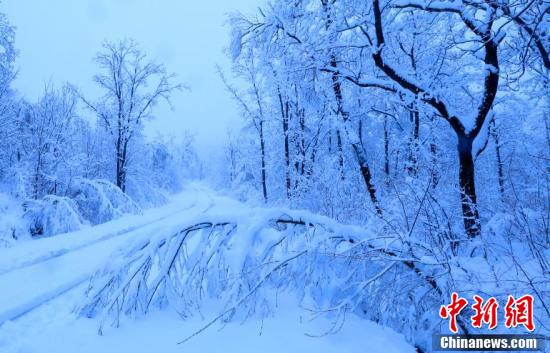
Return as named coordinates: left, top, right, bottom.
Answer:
left=0, top=185, right=415, bottom=353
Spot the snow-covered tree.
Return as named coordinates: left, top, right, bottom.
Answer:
left=81, top=39, right=181, bottom=192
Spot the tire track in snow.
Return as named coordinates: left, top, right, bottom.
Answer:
left=0, top=194, right=215, bottom=325
left=0, top=202, right=198, bottom=276
left=0, top=275, right=88, bottom=324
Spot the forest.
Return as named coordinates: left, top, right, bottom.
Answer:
left=0, top=1, right=548, bottom=352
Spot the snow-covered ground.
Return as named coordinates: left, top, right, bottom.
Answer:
left=0, top=288, right=413, bottom=353
left=0, top=185, right=414, bottom=353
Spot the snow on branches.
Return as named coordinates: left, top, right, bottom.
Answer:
left=79, top=191, right=549, bottom=349
left=80, top=202, right=447, bottom=343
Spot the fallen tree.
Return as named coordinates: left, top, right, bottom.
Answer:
left=81, top=201, right=549, bottom=351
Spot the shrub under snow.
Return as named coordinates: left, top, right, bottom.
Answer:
left=0, top=193, right=29, bottom=247
left=23, top=195, right=85, bottom=237
left=68, top=179, right=141, bottom=225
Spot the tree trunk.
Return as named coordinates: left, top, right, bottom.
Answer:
left=259, top=119, right=268, bottom=203
left=116, top=140, right=128, bottom=193
left=358, top=155, right=382, bottom=215
left=407, top=104, right=420, bottom=177
left=329, top=57, right=381, bottom=213
left=336, top=129, right=345, bottom=180
left=490, top=120, right=505, bottom=198
left=429, top=114, right=439, bottom=187
left=116, top=154, right=126, bottom=193
left=383, top=116, right=390, bottom=181
left=321, top=2, right=381, bottom=214
left=283, top=101, right=291, bottom=197
left=298, top=108, right=306, bottom=177
left=116, top=129, right=123, bottom=192
left=457, top=135, right=480, bottom=238
left=430, top=142, right=439, bottom=187
left=277, top=90, right=291, bottom=199
left=34, top=152, right=42, bottom=199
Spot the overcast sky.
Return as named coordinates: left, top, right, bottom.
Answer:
left=2, top=0, right=259, bottom=153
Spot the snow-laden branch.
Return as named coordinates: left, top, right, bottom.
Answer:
left=393, top=0, right=463, bottom=14
left=80, top=204, right=449, bottom=338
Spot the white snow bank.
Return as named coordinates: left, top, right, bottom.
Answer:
left=0, top=287, right=414, bottom=353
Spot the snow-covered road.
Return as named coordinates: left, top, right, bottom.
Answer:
left=0, top=186, right=214, bottom=324
left=0, top=186, right=415, bottom=353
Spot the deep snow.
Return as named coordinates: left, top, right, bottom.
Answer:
left=0, top=185, right=415, bottom=353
